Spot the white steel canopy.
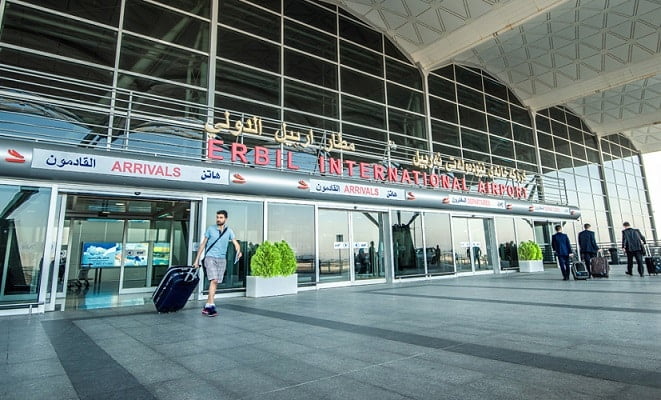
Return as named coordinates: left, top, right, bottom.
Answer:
left=325, top=0, right=661, bottom=153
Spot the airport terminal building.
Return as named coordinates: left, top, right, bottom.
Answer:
left=0, top=0, right=656, bottom=314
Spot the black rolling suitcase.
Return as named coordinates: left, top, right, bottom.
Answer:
left=152, top=266, right=199, bottom=312
left=571, top=260, right=590, bottom=280
left=644, top=256, right=661, bottom=276
left=643, top=246, right=660, bottom=276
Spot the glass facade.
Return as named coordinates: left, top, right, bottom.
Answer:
left=601, top=134, right=654, bottom=242
left=0, top=0, right=657, bottom=311
left=536, top=107, right=611, bottom=243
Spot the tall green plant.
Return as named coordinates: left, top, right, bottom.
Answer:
left=275, top=241, right=297, bottom=276
left=250, top=241, right=282, bottom=277
left=518, top=240, right=542, bottom=261
left=250, top=240, right=297, bottom=277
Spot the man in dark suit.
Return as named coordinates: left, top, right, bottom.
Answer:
left=577, top=223, right=599, bottom=275
left=621, top=222, right=646, bottom=277
left=552, top=224, right=573, bottom=280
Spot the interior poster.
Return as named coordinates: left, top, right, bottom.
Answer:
left=124, top=242, right=149, bottom=266
left=152, top=242, right=171, bottom=266
left=81, top=242, right=121, bottom=268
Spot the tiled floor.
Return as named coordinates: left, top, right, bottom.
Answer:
left=2, top=266, right=661, bottom=399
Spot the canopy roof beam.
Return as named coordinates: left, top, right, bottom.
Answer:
left=412, top=0, right=569, bottom=72
left=525, top=55, right=661, bottom=111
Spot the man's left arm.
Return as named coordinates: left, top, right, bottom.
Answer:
left=231, top=232, right=242, bottom=259
left=551, top=235, right=558, bottom=253
left=591, top=232, right=598, bottom=249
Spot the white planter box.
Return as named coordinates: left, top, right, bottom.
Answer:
left=518, top=260, right=544, bottom=273
left=246, top=274, right=298, bottom=298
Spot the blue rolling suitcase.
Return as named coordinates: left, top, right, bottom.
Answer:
left=152, top=266, right=199, bottom=312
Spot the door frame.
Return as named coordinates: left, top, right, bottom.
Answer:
left=44, top=187, right=202, bottom=311
left=315, top=204, right=389, bottom=287
left=451, top=214, right=498, bottom=275
left=46, top=192, right=67, bottom=311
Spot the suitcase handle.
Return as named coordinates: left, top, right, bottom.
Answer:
left=183, top=267, right=199, bottom=283
left=166, top=266, right=200, bottom=283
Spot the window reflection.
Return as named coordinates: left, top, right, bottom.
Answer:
left=220, top=28, right=279, bottom=72
left=220, top=0, right=280, bottom=41
left=124, top=1, right=209, bottom=50
left=353, top=211, right=385, bottom=280
left=285, top=20, right=337, bottom=61
left=340, top=41, right=383, bottom=77
left=267, top=203, right=315, bottom=284
left=1, top=4, right=117, bottom=67
left=495, top=218, right=518, bottom=270
left=0, top=186, right=51, bottom=302
left=393, top=211, right=424, bottom=277
left=424, top=213, right=454, bottom=274
left=119, top=35, right=208, bottom=88
left=286, top=50, right=337, bottom=89
left=318, top=209, right=350, bottom=282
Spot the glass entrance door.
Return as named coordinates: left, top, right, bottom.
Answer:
left=453, top=217, right=472, bottom=273
left=59, top=195, right=191, bottom=310
left=352, top=211, right=385, bottom=281
left=318, top=209, right=350, bottom=282
left=318, top=209, right=385, bottom=283
left=452, top=217, right=497, bottom=273
left=534, top=221, right=556, bottom=262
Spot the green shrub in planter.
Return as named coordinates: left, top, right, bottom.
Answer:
left=250, top=240, right=297, bottom=277
left=518, top=240, right=542, bottom=261
left=275, top=241, right=297, bottom=276
left=250, top=241, right=281, bottom=277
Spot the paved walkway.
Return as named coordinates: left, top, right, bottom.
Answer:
left=2, top=267, right=661, bottom=400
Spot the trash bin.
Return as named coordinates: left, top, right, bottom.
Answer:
left=608, top=247, right=619, bottom=265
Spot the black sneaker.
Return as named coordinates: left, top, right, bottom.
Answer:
left=207, top=305, right=218, bottom=317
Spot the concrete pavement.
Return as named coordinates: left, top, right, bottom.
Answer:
left=2, top=267, right=661, bottom=399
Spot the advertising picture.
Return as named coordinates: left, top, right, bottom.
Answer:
left=124, top=242, right=149, bottom=267
left=152, top=242, right=171, bottom=266
left=81, top=242, right=121, bottom=268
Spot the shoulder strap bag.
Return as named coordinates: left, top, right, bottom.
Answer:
left=201, top=227, right=228, bottom=268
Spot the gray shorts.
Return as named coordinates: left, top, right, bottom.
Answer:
left=204, top=257, right=226, bottom=282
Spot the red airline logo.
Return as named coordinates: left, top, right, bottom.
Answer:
left=297, top=180, right=309, bottom=190
left=5, top=149, right=26, bottom=163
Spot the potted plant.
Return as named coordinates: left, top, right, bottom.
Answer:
left=517, top=240, right=544, bottom=272
left=246, top=240, right=298, bottom=297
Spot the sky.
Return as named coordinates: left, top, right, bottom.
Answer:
left=642, top=152, right=661, bottom=228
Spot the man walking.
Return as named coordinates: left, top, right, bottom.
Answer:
left=621, top=222, right=645, bottom=277
left=577, top=223, right=599, bottom=274
left=194, top=210, right=241, bottom=317
left=552, top=225, right=573, bottom=280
